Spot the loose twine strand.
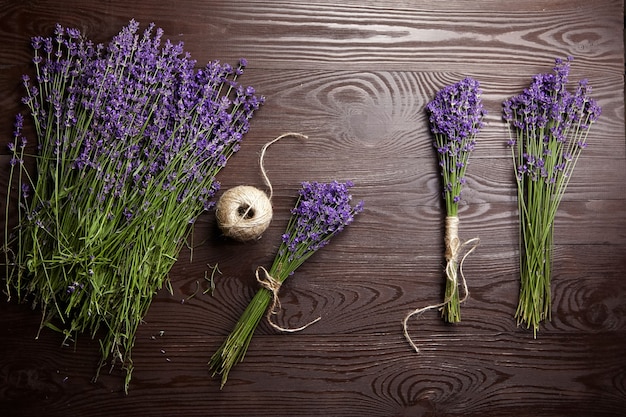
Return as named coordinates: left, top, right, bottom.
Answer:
left=257, top=132, right=320, bottom=332
left=256, top=266, right=322, bottom=333
left=259, top=132, right=309, bottom=200
left=402, top=216, right=479, bottom=353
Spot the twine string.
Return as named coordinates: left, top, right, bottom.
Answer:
left=402, top=216, right=479, bottom=353
left=445, top=215, right=461, bottom=263
left=443, top=216, right=462, bottom=304
left=259, top=132, right=309, bottom=200
left=256, top=266, right=322, bottom=333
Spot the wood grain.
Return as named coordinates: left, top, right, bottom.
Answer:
left=3, top=0, right=620, bottom=74
left=1, top=329, right=625, bottom=416
left=0, top=0, right=625, bottom=416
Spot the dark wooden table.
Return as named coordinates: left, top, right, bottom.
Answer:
left=1, top=1, right=625, bottom=416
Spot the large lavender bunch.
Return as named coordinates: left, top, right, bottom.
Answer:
left=4, top=20, right=263, bottom=391
left=209, top=181, right=363, bottom=387
left=503, top=57, right=601, bottom=336
left=425, top=77, right=484, bottom=323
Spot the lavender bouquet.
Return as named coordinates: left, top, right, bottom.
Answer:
left=3, top=21, right=263, bottom=390
left=503, top=57, right=601, bottom=336
left=209, top=180, right=363, bottom=387
left=425, top=77, right=484, bottom=323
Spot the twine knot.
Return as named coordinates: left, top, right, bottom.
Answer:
left=256, top=266, right=321, bottom=333
left=402, top=216, right=479, bottom=353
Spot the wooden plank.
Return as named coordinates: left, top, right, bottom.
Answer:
left=0, top=0, right=622, bottom=74
left=0, top=0, right=624, bottom=416
left=1, top=327, right=624, bottom=416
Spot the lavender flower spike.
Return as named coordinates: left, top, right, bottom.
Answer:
left=426, top=77, right=485, bottom=215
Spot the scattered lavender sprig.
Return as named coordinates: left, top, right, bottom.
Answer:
left=3, top=20, right=263, bottom=391
left=425, top=77, right=485, bottom=323
left=503, top=57, right=601, bottom=336
left=209, top=180, right=363, bottom=387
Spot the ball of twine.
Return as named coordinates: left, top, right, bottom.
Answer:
left=215, top=132, right=308, bottom=242
left=215, top=185, right=273, bottom=242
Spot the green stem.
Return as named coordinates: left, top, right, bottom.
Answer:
left=208, top=287, right=273, bottom=388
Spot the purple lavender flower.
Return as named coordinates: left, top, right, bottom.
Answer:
left=21, top=183, right=30, bottom=199
left=20, top=20, right=264, bottom=215
left=66, top=281, right=84, bottom=294
left=13, top=113, right=24, bottom=138
left=426, top=77, right=485, bottom=216
left=503, top=57, right=601, bottom=185
left=279, top=181, right=364, bottom=265
left=427, top=77, right=484, bottom=140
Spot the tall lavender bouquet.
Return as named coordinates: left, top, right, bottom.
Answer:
left=3, top=21, right=263, bottom=390
left=503, top=57, right=601, bottom=336
left=425, top=77, right=484, bottom=323
left=209, top=180, right=363, bottom=387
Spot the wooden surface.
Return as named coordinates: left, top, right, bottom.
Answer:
left=1, top=1, right=625, bottom=416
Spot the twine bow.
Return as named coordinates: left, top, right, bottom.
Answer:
left=256, top=266, right=321, bottom=333
left=402, top=216, right=479, bottom=353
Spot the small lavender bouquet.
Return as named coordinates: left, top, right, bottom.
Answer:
left=503, top=57, right=601, bottom=336
left=209, top=180, right=363, bottom=387
left=425, top=77, right=485, bottom=323
left=3, top=21, right=263, bottom=390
